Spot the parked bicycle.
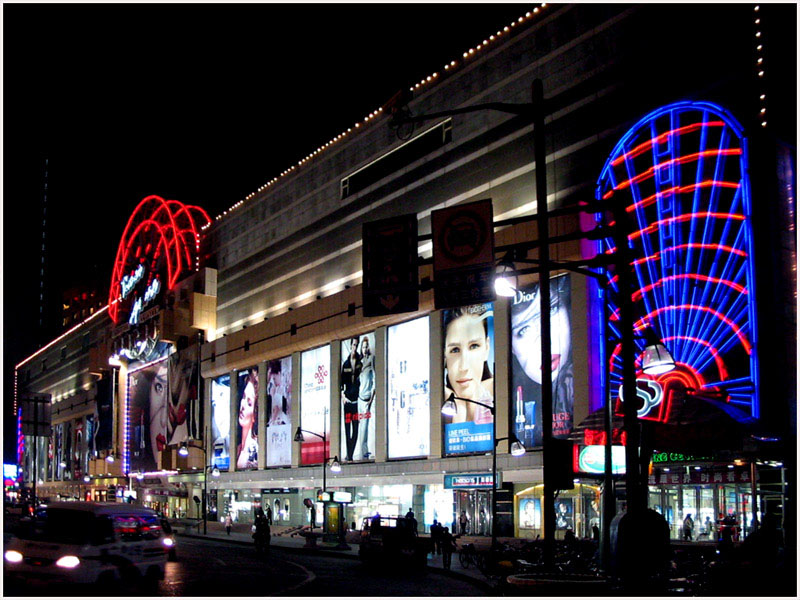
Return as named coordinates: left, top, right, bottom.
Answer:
left=458, top=543, right=485, bottom=570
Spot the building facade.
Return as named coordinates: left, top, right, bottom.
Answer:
left=17, top=3, right=794, bottom=549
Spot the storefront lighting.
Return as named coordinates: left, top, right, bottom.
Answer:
left=106, top=454, right=115, bottom=463
left=59, top=461, right=67, bottom=468
left=178, top=444, right=189, bottom=457
left=83, top=475, right=91, bottom=483
left=136, top=471, right=144, bottom=480
left=211, top=467, right=220, bottom=478
left=330, top=457, right=342, bottom=473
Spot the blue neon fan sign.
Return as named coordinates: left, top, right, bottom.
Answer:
left=592, top=101, right=759, bottom=423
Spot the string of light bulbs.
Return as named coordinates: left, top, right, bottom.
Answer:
left=203, top=3, right=548, bottom=230
left=754, top=5, right=767, bottom=128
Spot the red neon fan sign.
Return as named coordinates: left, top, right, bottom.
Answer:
left=108, top=195, right=210, bottom=324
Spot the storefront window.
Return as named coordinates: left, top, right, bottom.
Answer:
left=698, top=488, right=715, bottom=539
left=347, top=484, right=413, bottom=529
left=423, top=485, right=454, bottom=530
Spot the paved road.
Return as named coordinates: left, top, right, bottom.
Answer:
left=4, top=536, right=486, bottom=597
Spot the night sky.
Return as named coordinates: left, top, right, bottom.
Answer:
left=3, top=3, right=534, bottom=461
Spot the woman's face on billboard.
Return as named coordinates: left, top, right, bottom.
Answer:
left=445, top=314, right=490, bottom=399
left=511, top=291, right=570, bottom=384
left=149, top=363, right=169, bottom=457
left=239, top=380, right=256, bottom=429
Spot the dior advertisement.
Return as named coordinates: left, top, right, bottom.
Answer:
left=510, top=274, right=574, bottom=447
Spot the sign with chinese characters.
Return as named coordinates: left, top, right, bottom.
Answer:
left=648, top=468, right=753, bottom=486
left=444, top=473, right=501, bottom=489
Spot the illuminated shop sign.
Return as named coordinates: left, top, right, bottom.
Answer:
left=332, top=491, right=352, bottom=503
left=444, top=473, right=500, bottom=489
left=108, top=195, right=210, bottom=360
left=652, top=451, right=712, bottom=464
left=592, top=101, right=759, bottom=425
left=576, top=445, right=626, bottom=475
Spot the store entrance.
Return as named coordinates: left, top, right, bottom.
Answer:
left=454, top=490, right=492, bottom=536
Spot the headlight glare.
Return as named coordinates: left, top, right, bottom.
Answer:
left=55, top=555, right=81, bottom=568
left=5, top=550, right=23, bottom=563
left=162, top=537, right=175, bottom=547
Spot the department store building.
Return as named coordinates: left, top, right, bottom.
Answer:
left=17, top=4, right=794, bottom=544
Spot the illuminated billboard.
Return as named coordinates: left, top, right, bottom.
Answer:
left=510, top=274, right=574, bottom=447
left=167, top=346, right=201, bottom=445
left=236, top=366, right=259, bottom=470
left=266, top=356, right=292, bottom=467
left=340, top=331, right=376, bottom=462
left=592, top=101, right=759, bottom=424
left=128, top=358, right=170, bottom=473
left=300, top=346, right=330, bottom=465
left=442, top=303, right=494, bottom=455
left=387, top=317, right=430, bottom=459
left=211, top=374, right=231, bottom=470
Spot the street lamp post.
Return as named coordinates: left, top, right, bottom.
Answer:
left=294, top=411, right=341, bottom=533
left=442, top=393, right=525, bottom=552
left=179, top=426, right=219, bottom=535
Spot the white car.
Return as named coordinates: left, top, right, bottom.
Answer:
left=4, top=501, right=170, bottom=587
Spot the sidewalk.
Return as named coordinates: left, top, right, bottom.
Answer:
left=176, top=521, right=494, bottom=591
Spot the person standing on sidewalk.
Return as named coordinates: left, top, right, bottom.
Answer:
left=441, top=527, right=455, bottom=570
left=430, top=519, right=442, bottom=555
left=458, top=510, right=469, bottom=535
left=225, top=513, right=233, bottom=536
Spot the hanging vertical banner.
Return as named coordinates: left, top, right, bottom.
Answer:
left=387, top=316, right=430, bottom=459
left=236, top=366, right=259, bottom=470
left=266, top=356, right=292, bottom=467
left=128, top=358, right=169, bottom=473
left=432, top=199, right=495, bottom=309
left=211, top=374, right=231, bottom=470
left=442, top=303, right=495, bottom=455
left=362, top=214, right=419, bottom=316
left=95, top=377, right=113, bottom=451
left=340, top=331, right=376, bottom=462
left=300, top=345, right=330, bottom=465
left=168, top=346, right=200, bottom=445
left=510, top=274, right=574, bottom=445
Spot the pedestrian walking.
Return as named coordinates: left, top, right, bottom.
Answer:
left=266, top=505, right=273, bottom=525
left=224, top=513, right=233, bottom=536
left=441, top=526, right=455, bottom=570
